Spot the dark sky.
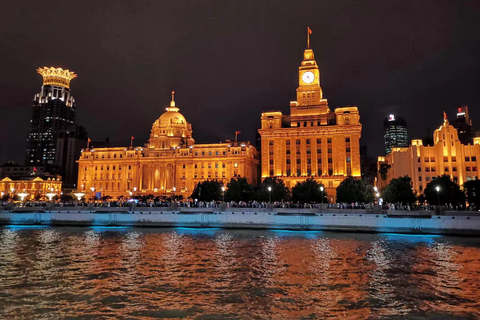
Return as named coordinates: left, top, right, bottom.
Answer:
left=1, top=0, right=480, bottom=164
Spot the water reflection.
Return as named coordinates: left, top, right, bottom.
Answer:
left=0, top=227, right=479, bottom=319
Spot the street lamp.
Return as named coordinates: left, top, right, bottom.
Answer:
left=173, top=187, right=176, bottom=199
left=320, top=185, right=324, bottom=205
left=267, top=186, right=272, bottom=203
left=222, top=186, right=226, bottom=202
left=46, top=193, right=56, bottom=201
left=18, top=192, right=29, bottom=202
left=74, top=192, right=85, bottom=201
left=90, top=187, right=95, bottom=201
left=435, top=185, right=441, bottom=206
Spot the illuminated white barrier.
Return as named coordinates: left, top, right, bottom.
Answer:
left=0, top=211, right=479, bottom=235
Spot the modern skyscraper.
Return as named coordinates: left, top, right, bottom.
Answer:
left=452, top=106, right=473, bottom=145
left=26, top=67, right=77, bottom=166
left=258, top=31, right=362, bottom=202
left=56, top=124, right=88, bottom=188
left=384, top=114, right=409, bottom=154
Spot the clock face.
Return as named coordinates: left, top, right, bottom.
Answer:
left=302, top=71, right=315, bottom=84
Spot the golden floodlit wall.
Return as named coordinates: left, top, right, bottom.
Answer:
left=377, top=115, right=480, bottom=193
left=77, top=93, right=258, bottom=199
left=258, top=43, right=362, bottom=202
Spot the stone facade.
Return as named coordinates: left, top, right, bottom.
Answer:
left=77, top=93, right=258, bottom=199
left=258, top=46, right=362, bottom=202
left=377, top=114, right=480, bottom=193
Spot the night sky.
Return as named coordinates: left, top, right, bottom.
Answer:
left=1, top=0, right=479, bottom=165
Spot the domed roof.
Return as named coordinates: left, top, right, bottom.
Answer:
left=154, top=91, right=187, bottom=128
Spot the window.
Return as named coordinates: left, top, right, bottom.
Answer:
left=182, top=164, right=186, bottom=169
left=317, top=148, right=321, bottom=153
left=431, top=167, right=436, bottom=172
left=297, top=159, right=301, bottom=164
left=467, top=167, right=471, bottom=171
left=327, top=138, right=332, bottom=143
left=346, top=157, right=351, bottom=163
left=426, top=177, right=431, bottom=181
left=473, top=167, right=478, bottom=172
left=328, top=148, right=332, bottom=154
left=286, top=150, right=291, bottom=155
left=472, top=156, right=477, bottom=161
left=345, top=138, right=350, bottom=143
left=419, top=176, right=422, bottom=181
left=296, top=140, right=300, bottom=145
left=346, top=147, right=351, bottom=153
left=418, top=167, right=421, bottom=172
left=317, top=139, right=321, bottom=144
left=269, top=160, right=273, bottom=165
left=453, top=167, right=457, bottom=172
left=306, top=139, right=310, bottom=144
left=466, top=157, right=470, bottom=162
left=424, top=157, right=429, bottom=163
left=430, top=157, right=435, bottom=162
left=286, top=159, right=291, bottom=164
left=425, top=167, right=430, bottom=172
left=317, top=158, right=322, bottom=163
left=452, top=157, right=456, bottom=162
left=444, top=167, right=449, bottom=172
left=444, top=157, right=448, bottom=162
left=286, top=140, right=290, bottom=145
left=328, top=158, right=332, bottom=164
left=269, top=141, right=273, bottom=146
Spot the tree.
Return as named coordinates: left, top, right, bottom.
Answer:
left=424, top=175, right=465, bottom=206
left=224, top=176, right=254, bottom=202
left=382, top=176, right=416, bottom=205
left=336, top=176, right=368, bottom=203
left=255, top=177, right=290, bottom=202
left=291, top=177, right=327, bottom=203
left=379, top=163, right=391, bottom=181
left=190, top=180, right=223, bottom=201
left=61, top=194, right=74, bottom=202
left=463, top=180, right=480, bottom=209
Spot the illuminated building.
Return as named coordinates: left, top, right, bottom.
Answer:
left=377, top=112, right=480, bottom=192
left=77, top=92, right=258, bottom=198
left=258, top=33, right=362, bottom=201
left=384, top=114, right=409, bottom=154
left=452, top=106, right=474, bottom=145
left=0, top=176, right=62, bottom=200
left=26, top=67, right=78, bottom=166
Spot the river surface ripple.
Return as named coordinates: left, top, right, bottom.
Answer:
left=0, top=227, right=479, bottom=320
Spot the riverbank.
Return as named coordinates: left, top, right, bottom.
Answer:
left=1, top=207, right=479, bottom=236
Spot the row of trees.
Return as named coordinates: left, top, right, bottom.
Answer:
left=382, top=174, right=480, bottom=208
left=190, top=177, right=328, bottom=203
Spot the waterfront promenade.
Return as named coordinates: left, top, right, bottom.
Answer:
left=1, top=206, right=479, bottom=236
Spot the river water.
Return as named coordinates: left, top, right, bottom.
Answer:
left=0, top=226, right=479, bottom=320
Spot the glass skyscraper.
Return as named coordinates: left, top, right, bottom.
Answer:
left=384, top=114, right=409, bottom=154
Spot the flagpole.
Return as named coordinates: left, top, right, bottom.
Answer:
left=307, top=26, right=310, bottom=48
left=87, top=138, right=90, bottom=149
left=131, top=136, right=133, bottom=148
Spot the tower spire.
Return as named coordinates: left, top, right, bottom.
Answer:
left=170, top=91, right=176, bottom=107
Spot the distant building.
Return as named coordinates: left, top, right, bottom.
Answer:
left=384, top=114, right=409, bottom=154
left=377, top=112, right=480, bottom=193
left=0, top=162, right=47, bottom=179
left=452, top=106, right=474, bottom=145
left=0, top=176, right=62, bottom=200
left=258, top=36, right=362, bottom=202
left=26, top=67, right=78, bottom=166
left=360, top=146, right=377, bottom=184
left=77, top=92, right=259, bottom=198
left=56, top=125, right=88, bottom=188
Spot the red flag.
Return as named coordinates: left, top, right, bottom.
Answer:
left=235, top=131, right=241, bottom=135
left=308, top=27, right=312, bottom=34
left=33, top=167, right=37, bottom=172
left=131, top=136, right=135, bottom=140
left=88, top=138, right=92, bottom=143
left=443, top=111, right=447, bottom=120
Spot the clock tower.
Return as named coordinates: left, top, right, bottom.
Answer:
left=290, top=31, right=330, bottom=123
